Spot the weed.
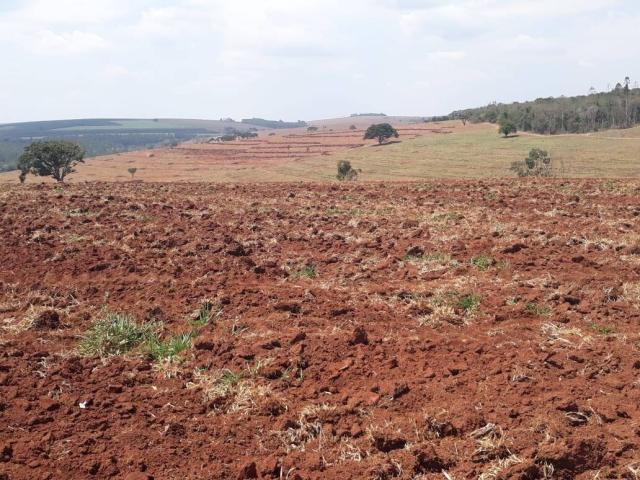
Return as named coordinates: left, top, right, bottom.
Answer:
left=79, top=310, right=158, bottom=357
left=589, top=322, right=615, bottom=336
left=457, top=294, right=481, bottom=313
left=144, top=332, right=193, bottom=361
left=471, top=255, right=494, bottom=271
left=525, top=302, right=552, bottom=316
left=190, top=300, right=216, bottom=326
left=294, top=265, right=317, bottom=279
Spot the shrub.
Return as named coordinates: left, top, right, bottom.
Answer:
left=128, top=167, right=137, bottom=180
left=79, top=311, right=158, bottom=356
left=307, top=126, right=319, bottom=132
left=337, top=160, right=359, bottom=181
left=498, top=119, right=517, bottom=137
left=510, top=148, right=552, bottom=177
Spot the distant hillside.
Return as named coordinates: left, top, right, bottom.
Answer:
left=240, top=118, right=307, bottom=129
left=0, top=118, right=270, bottom=172
left=446, top=81, right=640, bottom=135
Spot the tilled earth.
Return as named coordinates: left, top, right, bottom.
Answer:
left=1, top=180, right=640, bottom=480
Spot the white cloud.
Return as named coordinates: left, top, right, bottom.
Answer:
left=31, top=30, right=110, bottom=55
left=428, top=50, right=467, bottom=61
left=0, top=0, right=638, bottom=123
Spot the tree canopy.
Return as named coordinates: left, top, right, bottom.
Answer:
left=18, top=140, right=85, bottom=183
left=364, top=123, right=399, bottom=144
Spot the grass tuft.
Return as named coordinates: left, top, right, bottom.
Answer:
left=79, top=310, right=158, bottom=357
left=471, top=255, right=494, bottom=271
left=144, top=332, right=193, bottom=361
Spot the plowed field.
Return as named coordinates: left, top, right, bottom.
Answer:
left=1, top=180, right=640, bottom=479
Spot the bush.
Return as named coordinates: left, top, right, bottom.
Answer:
left=337, top=160, right=359, bottom=181
left=510, top=148, right=552, bottom=177
left=307, top=126, right=319, bottom=132
left=498, top=119, right=517, bottom=137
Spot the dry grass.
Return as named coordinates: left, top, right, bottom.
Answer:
left=4, top=121, right=640, bottom=183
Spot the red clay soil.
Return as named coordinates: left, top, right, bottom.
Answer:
left=1, top=180, right=640, bottom=480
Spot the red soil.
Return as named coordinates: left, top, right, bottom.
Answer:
left=1, top=180, right=640, bottom=479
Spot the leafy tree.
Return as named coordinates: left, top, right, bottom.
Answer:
left=337, top=160, right=359, bottom=181
left=498, top=119, right=517, bottom=137
left=128, top=167, right=138, bottom=180
left=18, top=140, right=85, bottom=182
left=364, top=123, right=399, bottom=144
left=349, top=124, right=357, bottom=130
left=510, top=148, right=552, bottom=177
left=307, top=126, right=319, bottom=132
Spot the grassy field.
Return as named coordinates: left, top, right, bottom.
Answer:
left=275, top=122, right=640, bottom=180
left=2, top=121, right=639, bottom=183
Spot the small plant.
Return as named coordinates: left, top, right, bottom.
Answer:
left=589, top=322, right=615, bottom=336
left=471, top=255, right=493, bottom=271
left=190, top=300, right=215, bottom=326
left=79, top=310, right=158, bottom=356
left=457, top=294, right=481, bottom=313
left=144, top=332, right=193, bottom=361
left=525, top=302, right=552, bottom=316
left=337, top=160, right=359, bottom=181
left=128, top=167, right=137, bottom=180
left=510, top=148, right=552, bottom=177
left=295, top=264, right=317, bottom=279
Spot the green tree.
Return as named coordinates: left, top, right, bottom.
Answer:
left=364, top=123, right=399, bottom=144
left=18, top=140, right=85, bottom=182
left=128, top=167, right=138, bottom=180
left=510, top=148, right=552, bottom=177
left=498, top=119, right=517, bottom=137
left=337, top=160, right=359, bottom=181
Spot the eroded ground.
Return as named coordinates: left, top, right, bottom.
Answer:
left=1, top=180, right=640, bottom=479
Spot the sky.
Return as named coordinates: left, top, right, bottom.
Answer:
left=1, top=0, right=639, bottom=123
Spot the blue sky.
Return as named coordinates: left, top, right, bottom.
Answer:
left=1, top=0, right=639, bottom=123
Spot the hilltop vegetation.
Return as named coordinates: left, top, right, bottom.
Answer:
left=0, top=118, right=272, bottom=172
left=240, top=118, right=307, bottom=129
left=449, top=79, right=640, bottom=134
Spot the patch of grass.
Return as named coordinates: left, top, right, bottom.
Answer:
left=144, top=332, right=193, bottom=361
left=79, top=311, right=158, bottom=356
left=471, top=255, right=494, bottom=271
left=457, top=293, right=482, bottom=313
left=525, top=302, right=552, bottom=316
left=294, top=264, right=317, bottom=279
left=589, top=322, right=615, bottom=336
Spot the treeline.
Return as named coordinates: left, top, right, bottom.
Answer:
left=241, top=118, right=307, bottom=129
left=446, top=79, right=640, bottom=134
left=0, top=131, right=201, bottom=171
left=350, top=113, right=387, bottom=117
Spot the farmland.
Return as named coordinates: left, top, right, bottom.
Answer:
left=3, top=120, right=640, bottom=184
left=2, top=180, right=640, bottom=479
